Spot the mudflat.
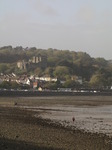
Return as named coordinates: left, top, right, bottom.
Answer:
left=0, top=96, right=112, bottom=150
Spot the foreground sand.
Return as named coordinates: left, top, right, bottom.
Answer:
left=0, top=96, right=112, bottom=150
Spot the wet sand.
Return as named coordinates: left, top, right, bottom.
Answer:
left=0, top=96, right=112, bottom=150
left=36, top=105, right=112, bottom=136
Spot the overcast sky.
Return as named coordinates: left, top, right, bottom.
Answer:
left=0, top=0, right=112, bottom=59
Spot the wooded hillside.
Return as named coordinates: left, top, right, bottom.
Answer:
left=0, top=46, right=112, bottom=88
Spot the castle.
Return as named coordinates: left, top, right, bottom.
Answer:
left=17, top=54, right=47, bottom=70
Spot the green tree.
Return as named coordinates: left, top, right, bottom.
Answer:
left=89, top=73, right=106, bottom=88
left=0, top=81, right=10, bottom=89
left=43, top=82, right=57, bottom=90
left=34, top=68, right=43, bottom=77
left=44, top=67, right=54, bottom=77
left=0, top=64, right=8, bottom=73
left=11, top=81, right=19, bottom=89
left=63, top=80, right=80, bottom=88
left=53, top=66, right=70, bottom=79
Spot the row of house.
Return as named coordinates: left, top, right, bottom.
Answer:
left=0, top=73, right=83, bottom=90
left=0, top=73, right=57, bottom=89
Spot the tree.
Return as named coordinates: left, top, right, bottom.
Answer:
left=44, top=67, right=54, bottom=77
left=63, top=80, right=80, bottom=88
left=89, top=73, right=106, bottom=89
left=11, top=81, right=19, bottom=89
left=34, top=68, right=43, bottom=77
left=43, top=82, right=57, bottom=90
left=53, top=66, right=70, bottom=79
left=0, top=64, right=8, bottom=73
left=95, top=58, right=108, bottom=67
left=0, top=81, right=10, bottom=89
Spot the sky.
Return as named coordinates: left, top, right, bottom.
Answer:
left=0, top=0, right=112, bottom=60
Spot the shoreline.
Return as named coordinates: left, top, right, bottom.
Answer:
left=0, top=96, right=112, bottom=149
left=0, top=106, right=112, bottom=150
left=35, top=104, right=112, bottom=137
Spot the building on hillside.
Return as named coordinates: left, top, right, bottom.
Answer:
left=17, top=60, right=28, bottom=70
left=29, top=54, right=47, bottom=68
left=77, top=76, right=83, bottom=84
left=38, top=87, right=42, bottom=91
left=33, top=81, right=38, bottom=89
left=31, top=55, right=42, bottom=63
left=34, top=76, right=57, bottom=82
left=71, top=75, right=83, bottom=84
left=17, top=54, right=47, bottom=70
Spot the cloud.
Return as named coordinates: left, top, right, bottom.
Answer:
left=0, top=0, right=112, bottom=59
left=75, top=4, right=96, bottom=24
left=28, top=0, right=59, bottom=16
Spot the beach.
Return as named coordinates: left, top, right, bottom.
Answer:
left=0, top=96, right=112, bottom=150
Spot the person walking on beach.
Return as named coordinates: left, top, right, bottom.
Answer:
left=72, top=116, right=75, bottom=123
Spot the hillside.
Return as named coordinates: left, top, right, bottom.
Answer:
left=0, top=46, right=112, bottom=88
